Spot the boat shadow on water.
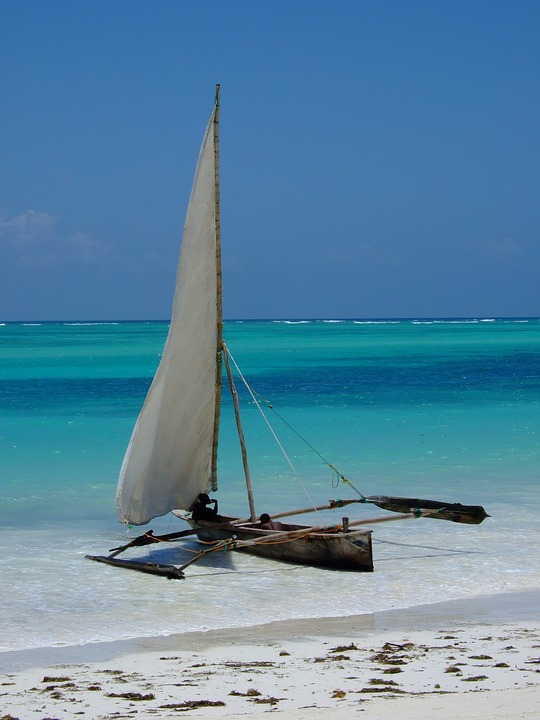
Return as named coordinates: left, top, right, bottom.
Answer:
left=122, top=541, right=239, bottom=573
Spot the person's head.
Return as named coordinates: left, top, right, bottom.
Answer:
left=259, top=513, right=271, bottom=524
left=198, top=493, right=211, bottom=505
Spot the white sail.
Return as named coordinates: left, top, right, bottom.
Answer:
left=116, top=105, right=220, bottom=526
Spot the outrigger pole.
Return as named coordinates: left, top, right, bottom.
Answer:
left=268, top=496, right=489, bottom=525
left=237, top=370, right=489, bottom=526
left=85, top=506, right=444, bottom=580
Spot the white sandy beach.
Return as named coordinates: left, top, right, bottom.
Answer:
left=1, top=591, right=539, bottom=720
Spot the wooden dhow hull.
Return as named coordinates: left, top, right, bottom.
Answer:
left=188, top=519, right=374, bottom=572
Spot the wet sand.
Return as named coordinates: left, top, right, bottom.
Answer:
left=1, top=590, right=539, bottom=719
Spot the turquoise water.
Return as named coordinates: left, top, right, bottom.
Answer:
left=1, top=318, right=539, bottom=653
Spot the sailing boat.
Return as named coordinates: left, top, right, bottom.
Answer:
left=87, top=87, right=487, bottom=579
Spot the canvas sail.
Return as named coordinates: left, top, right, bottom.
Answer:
left=116, top=105, right=221, bottom=526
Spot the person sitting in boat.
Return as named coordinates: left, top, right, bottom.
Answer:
left=259, top=513, right=284, bottom=530
left=191, top=493, right=221, bottom=522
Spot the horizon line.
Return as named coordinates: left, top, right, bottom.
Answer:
left=2, top=315, right=539, bottom=325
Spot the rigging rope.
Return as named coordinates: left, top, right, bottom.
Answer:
left=225, top=347, right=367, bottom=502
left=226, top=348, right=326, bottom=522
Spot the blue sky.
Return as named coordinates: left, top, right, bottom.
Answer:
left=1, top=1, right=539, bottom=320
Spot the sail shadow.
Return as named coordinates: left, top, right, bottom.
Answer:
left=137, top=540, right=238, bottom=570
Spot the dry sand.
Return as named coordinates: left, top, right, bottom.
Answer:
left=1, top=591, right=539, bottom=719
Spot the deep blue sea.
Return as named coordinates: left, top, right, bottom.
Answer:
left=1, top=318, right=539, bottom=653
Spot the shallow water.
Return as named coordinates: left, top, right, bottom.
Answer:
left=1, top=318, right=539, bottom=652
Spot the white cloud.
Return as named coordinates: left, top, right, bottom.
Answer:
left=466, top=235, right=523, bottom=261
left=0, top=209, right=56, bottom=247
left=65, top=231, right=111, bottom=262
left=0, top=210, right=114, bottom=267
left=356, top=240, right=400, bottom=265
left=325, top=240, right=401, bottom=270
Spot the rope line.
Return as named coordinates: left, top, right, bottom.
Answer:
left=225, top=346, right=367, bottom=502
left=225, top=347, right=325, bottom=523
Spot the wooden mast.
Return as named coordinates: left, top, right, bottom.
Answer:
left=223, top=342, right=257, bottom=522
left=211, top=84, right=222, bottom=492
